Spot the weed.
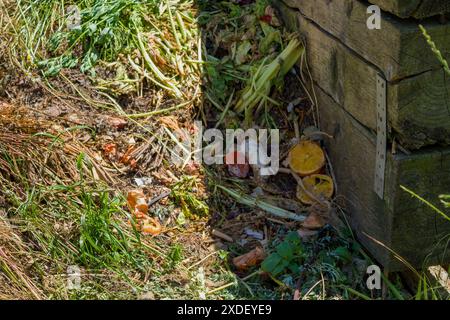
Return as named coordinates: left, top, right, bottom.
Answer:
left=165, top=243, right=184, bottom=271
left=171, top=176, right=209, bottom=219
left=262, top=231, right=305, bottom=277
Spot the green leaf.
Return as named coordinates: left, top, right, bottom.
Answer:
left=333, top=246, right=353, bottom=263
left=254, top=0, right=270, bottom=16
left=222, top=3, right=242, bottom=19
left=261, top=253, right=282, bottom=273
left=271, top=259, right=289, bottom=276
left=288, top=262, right=300, bottom=274
left=176, top=211, right=186, bottom=226
left=276, top=242, right=294, bottom=260
left=48, top=31, right=66, bottom=52
left=235, top=40, right=252, bottom=65
left=285, top=231, right=301, bottom=245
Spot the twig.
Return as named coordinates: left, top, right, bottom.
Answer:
left=206, top=271, right=261, bottom=295
left=148, top=191, right=171, bottom=207
left=187, top=250, right=220, bottom=271
left=211, top=229, right=234, bottom=242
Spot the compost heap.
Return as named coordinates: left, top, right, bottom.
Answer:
left=0, top=0, right=372, bottom=300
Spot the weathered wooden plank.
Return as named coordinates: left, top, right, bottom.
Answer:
left=316, top=85, right=393, bottom=267
left=368, top=0, right=450, bottom=19
left=368, top=0, right=421, bottom=18
left=316, top=85, right=450, bottom=271
left=390, top=69, right=450, bottom=148
left=275, top=0, right=450, bottom=149
left=280, top=0, right=450, bottom=80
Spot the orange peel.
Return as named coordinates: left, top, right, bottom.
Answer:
left=141, top=217, right=162, bottom=236
left=289, top=141, right=325, bottom=176
left=127, top=189, right=148, bottom=215
left=296, top=174, right=334, bottom=205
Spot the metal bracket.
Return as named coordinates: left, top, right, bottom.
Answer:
left=374, top=74, right=387, bottom=199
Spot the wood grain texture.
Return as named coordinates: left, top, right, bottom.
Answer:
left=316, top=85, right=393, bottom=267
left=275, top=0, right=450, bottom=270
left=390, top=68, right=450, bottom=148
left=368, top=0, right=450, bottom=19
left=316, top=85, right=450, bottom=271
left=281, top=0, right=450, bottom=80
left=389, top=148, right=450, bottom=269
left=275, top=0, right=450, bottom=149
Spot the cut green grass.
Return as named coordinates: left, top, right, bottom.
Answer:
left=4, top=0, right=201, bottom=98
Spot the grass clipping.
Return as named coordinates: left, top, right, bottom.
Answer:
left=2, top=0, right=201, bottom=99
left=218, top=185, right=306, bottom=222
left=234, top=38, right=304, bottom=115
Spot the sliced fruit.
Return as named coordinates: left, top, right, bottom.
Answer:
left=289, top=141, right=325, bottom=176
left=296, top=174, right=334, bottom=205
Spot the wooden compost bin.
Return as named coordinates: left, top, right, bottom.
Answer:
left=275, top=0, right=450, bottom=271
left=368, top=0, right=450, bottom=19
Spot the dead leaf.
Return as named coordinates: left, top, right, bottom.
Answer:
left=302, top=202, right=331, bottom=230
left=302, top=212, right=325, bottom=230
left=106, top=116, right=127, bottom=130
left=44, top=105, right=64, bottom=118
left=67, top=113, right=85, bottom=125
left=184, top=160, right=200, bottom=175
left=120, top=145, right=136, bottom=165
left=133, top=209, right=148, bottom=220
left=159, top=116, right=181, bottom=131
left=103, top=143, right=117, bottom=158
left=129, top=158, right=138, bottom=169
